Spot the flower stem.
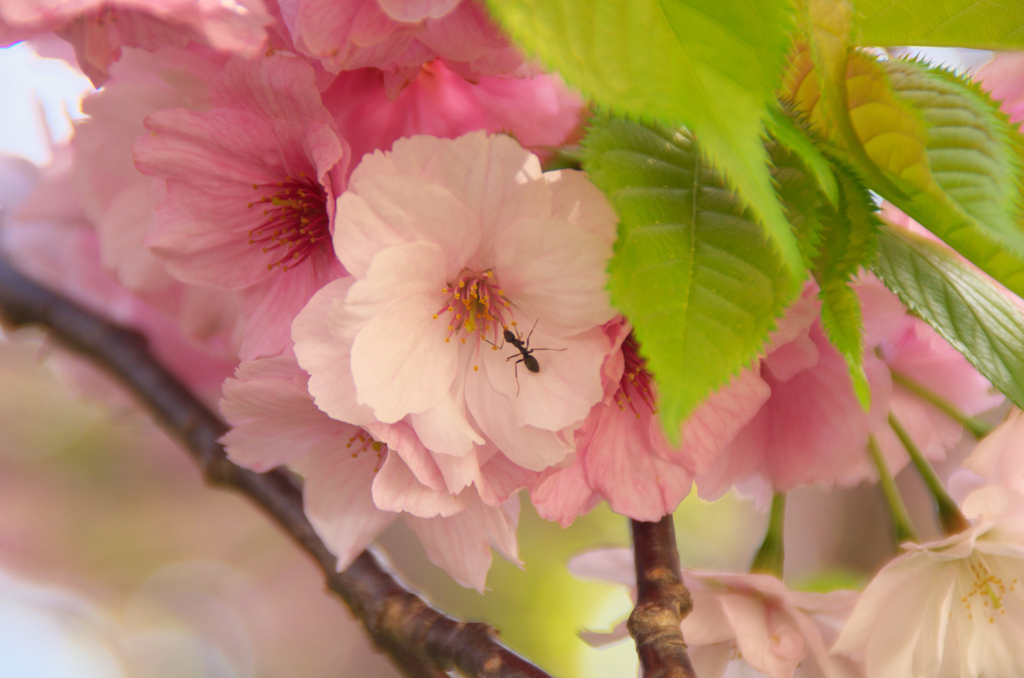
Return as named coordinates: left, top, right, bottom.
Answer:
left=888, top=368, right=994, bottom=439
left=867, top=435, right=918, bottom=544
left=888, top=413, right=970, bottom=535
left=750, top=493, right=786, bottom=577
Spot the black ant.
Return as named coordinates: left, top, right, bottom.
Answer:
left=489, top=320, right=565, bottom=395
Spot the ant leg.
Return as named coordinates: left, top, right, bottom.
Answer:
left=525, top=318, right=539, bottom=344
left=514, top=358, right=522, bottom=396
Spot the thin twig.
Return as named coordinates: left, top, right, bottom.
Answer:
left=628, top=516, right=697, bottom=678
left=0, top=255, right=553, bottom=678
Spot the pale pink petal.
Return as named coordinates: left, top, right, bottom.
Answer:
left=464, top=370, right=574, bottom=470
left=291, top=445, right=397, bottom=571
left=417, top=1, right=520, bottom=73
left=477, top=450, right=538, bottom=507
left=582, top=402, right=694, bottom=522
left=134, top=54, right=347, bottom=291
left=335, top=172, right=481, bottom=279
left=405, top=494, right=518, bottom=591
left=408, top=390, right=484, bottom=458
left=2, top=0, right=271, bottom=85
left=292, top=277, right=377, bottom=425
left=544, top=170, right=619, bottom=243
left=73, top=46, right=220, bottom=291
left=494, top=218, right=615, bottom=337
left=882, top=320, right=1001, bottom=416
left=348, top=242, right=459, bottom=421
left=412, top=132, right=549, bottom=258
left=376, top=0, right=459, bottom=22
left=530, top=461, right=600, bottom=527
left=718, top=594, right=803, bottom=678
left=237, top=248, right=344, bottom=360
left=220, top=354, right=354, bottom=471
left=762, top=331, right=818, bottom=382
left=568, top=548, right=636, bottom=587
left=855, top=275, right=909, bottom=346
left=484, top=494, right=520, bottom=565
left=371, top=452, right=470, bottom=517
left=287, top=0, right=416, bottom=74
left=698, top=326, right=893, bottom=496
left=964, top=410, right=1024, bottom=493
left=366, top=419, right=447, bottom=491
left=480, top=325, right=608, bottom=431
left=430, top=448, right=482, bottom=495
left=676, top=368, right=771, bottom=474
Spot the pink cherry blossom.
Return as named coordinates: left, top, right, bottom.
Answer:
left=532, top=319, right=770, bottom=525
left=695, top=275, right=1001, bottom=505
left=134, top=52, right=349, bottom=360
left=279, top=0, right=527, bottom=96
left=220, top=354, right=520, bottom=590
left=571, top=548, right=861, bottom=678
left=833, top=501, right=1024, bottom=677
left=1, top=149, right=235, bottom=405
left=71, top=46, right=242, bottom=355
left=0, top=0, right=271, bottom=86
left=292, top=131, right=617, bottom=474
left=694, top=287, right=892, bottom=504
left=860, top=278, right=1003, bottom=481
left=322, top=59, right=583, bottom=169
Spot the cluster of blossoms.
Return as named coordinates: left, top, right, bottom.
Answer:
left=5, top=2, right=1024, bottom=676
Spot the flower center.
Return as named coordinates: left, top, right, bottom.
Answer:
left=247, top=174, right=329, bottom=272
left=433, top=269, right=512, bottom=347
left=616, top=333, right=657, bottom=417
left=345, top=429, right=386, bottom=473
left=959, top=555, right=1019, bottom=624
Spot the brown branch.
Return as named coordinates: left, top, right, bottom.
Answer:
left=629, top=517, right=697, bottom=678
left=0, top=255, right=553, bottom=678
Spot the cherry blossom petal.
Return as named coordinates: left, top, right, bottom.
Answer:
left=292, top=446, right=397, bottom=571
left=335, top=172, right=481, bottom=279
left=477, top=450, right=539, bottom=507
left=237, top=249, right=343, bottom=359
left=376, top=0, right=459, bottom=22
left=494, top=218, right=615, bottom=337
left=292, top=277, right=376, bottom=425
left=964, top=410, right=1024, bottom=492
left=134, top=54, right=347, bottom=291
left=371, top=452, right=469, bottom=517
left=582, top=403, right=695, bottom=522
left=406, top=495, right=520, bottom=591
left=348, top=242, right=459, bottom=421
left=544, top=170, right=619, bottom=244
left=366, top=419, right=447, bottom=491
left=1, top=0, right=271, bottom=85
left=408, top=389, right=484, bottom=458
left=220, top=355, right=353, bottom=471
left=530, top=460, right=600, bottom=527
left=464, top=370, right=574, bottom=471
left=480, top=324, right=608, bottom=431
left=324, top=63, right=582, bottom=171
left=676, top=368, right=770, bottom=474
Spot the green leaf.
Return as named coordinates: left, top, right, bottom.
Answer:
left=853, top=0, right=1024, bottom=49
left=486, top=0, right=806, bottom=278
left=766, top=106, right=839, bottom=206
left=812, top=168, right=879, bottom=407
left=870, top=222, right=1024, bottom=409
left=583, top=117, right=800, bottom=439
left=785, top=50, right=1024, bottom=299
left=880, top=59, right=1024, bottom=298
